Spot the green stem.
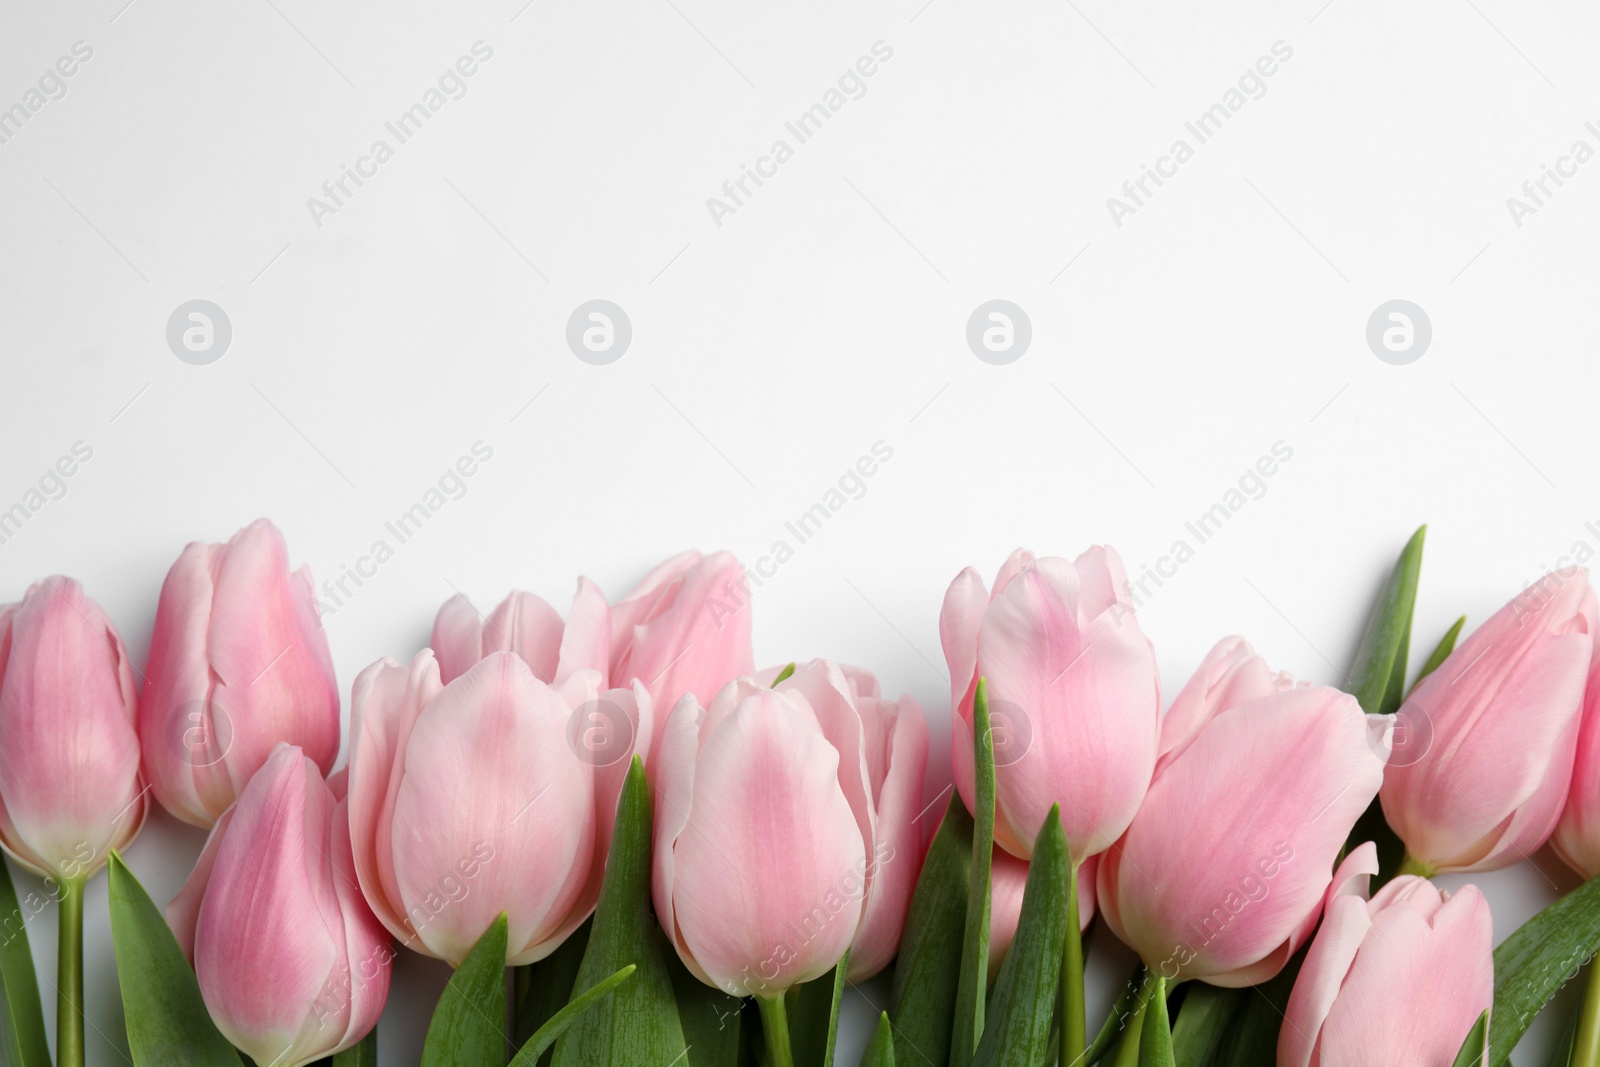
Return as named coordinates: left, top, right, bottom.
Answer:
left=1109, top=973, right=1156, bottom=1067
left=56, top=877, right=85, bottom=1067
left=1061, top=858, right=1086, bottom=1064
left=1396, top=853, right=1436, bottom=879
left=1574, top=960, right=1600, bottom=1067
left=757, top=994, right=795, bottom=1067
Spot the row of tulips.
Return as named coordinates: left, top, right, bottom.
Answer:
left=2, top=521, right=1600, bottom=1065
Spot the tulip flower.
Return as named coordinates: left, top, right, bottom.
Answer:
left=431, top=579, right=609, bottom=686
left=166, top=745, right=390, bottom=1067
left=1097, top=643, right=1387, bottom=989
left=348, top=650, right=649, bottom=965
left=610, top=551, right=755, bottom=761
left=1382, top=567, right=1597, bottom=875
left=0, top=577, right=148, bottom=1067
left=1555, top=655, right=1600, bottom=879
left=1279, top=843, right=1493, bottom=1067
left=140, top=519, right=340, bottom=828
left=988, top=849, right=1096, bottom=983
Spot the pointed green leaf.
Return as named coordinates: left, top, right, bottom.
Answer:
left=0, top=857, right=49, bottom=1067
left=668, top=947, right=743, bottom=1067
left=510, top=966, right=636, bottom=1066
left=771, top=663, right=797, bottom=686
left=1548, top=1006, right=1578, bottom=1067
left=791, top=951, right=848, bottom=1067
left=553, top=756, right=689, bottom=1066
left=951, top=679, right=996, bottom=1067
left=1169, top=982, right=1240, bottom=1067
left=513, top=919, right=591, bottom=1057
left=421, top=913, right=507, bottom=1067
left=1491, top=874, right=1600, bottom=1066
left=887, top=791, right=972, bottom=1067
left=327, top=1029, right=377, bottom=1066
left=1085, top=963, right=1146, bottom=1066
left=860, top=1013, right=895, bottom=1067
left=1413, top=616, right=1466, bottom=690
left=1451, top=1009, right=1488, bottom=1067
left=1347, top=525, right=1425, bottom=715
left=1139, top=976, right=1174, bottom=1067
left=106, top=852, right=240, bottom=1067
left=972, top=805, right=1067, bottom=1067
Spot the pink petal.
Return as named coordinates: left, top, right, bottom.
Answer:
left=1277, top=844, right=1378, bottom=1067
left=481, top=592, right=564, bottom=684
left=429, top=594, right=484, bottom=685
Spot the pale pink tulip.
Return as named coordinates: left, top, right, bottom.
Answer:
left=0, top=578, right=146, bottom=879
left=347, top=650, right=649, bottom=965
left=988, top=849, right=1096, bottom=982
left=140, top=519, right=339, bottom=827
left=940, top=547, right=1160, bottom=863
left=1097, top=652, right=1386, bottom=987
left=1157, top=635, right=1299, bottom=776
left=431, top=580, right=609, bottom=686
left=167, top=745, right=390, bottom=1067
left=1279, top=843, right=1493, bottom=1067
left=653, top=679, right=868, bottom=997
left=1382, top=568, right=1597, bottom=874
left=1555, top=654, right=1600, bottom=878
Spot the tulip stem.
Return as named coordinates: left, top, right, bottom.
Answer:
left=1060, top=859, right=1085, bottom=1064
left=1574, top=959, right=1600, bottom=1067
left=756, top=994, right=795, bottom=1067
left=1396, top=853, right=1435, bottom=879
left=1109, top=971, right=1156, bottom=1067
left=56, top=877, right=85, bottom=1067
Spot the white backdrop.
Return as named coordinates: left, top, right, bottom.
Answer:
left=3, top=0, right=1598, bottom=1061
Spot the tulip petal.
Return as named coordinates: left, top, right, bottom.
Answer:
left=1277, top=844, right=1378, bottom=1067
left=940, top=567, right=987, bottom=827
left=430, top=594, right=484, bottom=685
left=557, top=577, right=612, bottom=685
left=482, top=592, right=564, bottom=684
left=164, top=804, right=237, bottom=961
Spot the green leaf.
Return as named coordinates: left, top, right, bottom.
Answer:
left=1491, top=874, right=1600, bottom=1066
left=1347, top=524, right=1425, bottom=716
left=1139, top=976, right=1174, bottom=1067
left=1451, top=1009, right=1489, bottom=1067
left=1547, top=1005, right=1578, bottom=1067
left=668, top=947, right=743, bottom=1067
left=790, top=951, right=848, bottom=1067
left=327, top=1029, right=377, bottom=1066
left=860, top=1014, right=895, bottom=1067
left=1169, top=983, right=1239, bottom=1067
left=887, top=791, right=972, bottom=1067
left=511, top=966, right=636, bottom=1066
left=1213, top=946, right=1304, bottom=1067
left=421, top=913, right=508, bottom=1067
left=972, top=805, right=1068, bottom=1067
left=552, top=756, right=689, bottom=1066
left=771, top=663, right=797, bottom=686
left=1085, top=963, right=1146, bottom=1066
left=1412, top=615, right=1466, bottom=691
left=0, top=858, right=49, bottom=1067
left=106, top=852, right=240, bottom=1067
left=512, top=919, right=590, bottom=1060
left=951, top=679, right=996, bottom=1067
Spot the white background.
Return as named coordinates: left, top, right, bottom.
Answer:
left=2, top=0, right=1598, bottom=1062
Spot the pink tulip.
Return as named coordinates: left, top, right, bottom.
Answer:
left=940, top=547, right=1160, bottom=863
left=431, top=580, right=609, bottom=686
left=347, top=650, right=649, bottom=965
left=1279, top=843, right=1493, bottom=1067
left=1555, top=655, right=1600, bottom=878
left=166, top=745, right=390, bottom=1067
left=654, top=677, right=874, bottom=996
left=1097, top=644, right=1386, bottom=986
left=988, top=849, right=1096, bottom=982
left=610, top=551, right=755, bottom=762
left=0, top=578, right=146, bottom=879
left=140, top=519, right=340, bottom=828
left=1382, top=568, right=1597, bottom=875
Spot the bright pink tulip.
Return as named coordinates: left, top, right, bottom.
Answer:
left=166, top=745, right=389, bottom=1067
left=1382, top=568, right=1597, bottom=874
left=988, top=848, right=1096, bottom=982
left=140, top=519, right=340, bottom=828
left=940, top=547, right=1160, bottom=863
left=1279, top=842, right=1493, bottom=1067
left=431, top=580, right=609, bottom=686
left=348, top=650, right=649, bottom=965
left=654, top=678, right=872, bottom=996
left=1097, top=645, right=1386, bottom=986
left=1554, top=655, right=1600, bottom=877
left=0, top=578, right=146, bottom=879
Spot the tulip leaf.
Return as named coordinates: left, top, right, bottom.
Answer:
left=1451, top=1009, right=1489, bottom=1067
left=510, top=965, right=636, bottom=1066
left=552, top=756, right=689, bottom=1067
left=513, top=919, right=591, bottom=1058
left=667, top=948, right=743, bottom=1067
left=1169, top=982, right=1240, bottom=1067
left=887, top=789, right=972, bottom=1067
left=1139, top=975, right=1174, bottom=1067
left=1347, top=524, right=1425, bottom=717
left=1490, top=873, right=1600, bottom=1066
left=1413, top=615, right=1466, bottom=691
left=1547, top=1007, right=1578, bottom=1067
left=790, top=951, right=848, bottom=1067
left=1086, top=963, right=1147, bottom=1065
left=0, top=857, right=49, bottom=1067
left=327, top=1029, right=377, bottom=1066
left=420, top=913, right=508, bottom=1067
left=771, top=663, right=797, bottom=687
left=106, top=852, right=240, bottom=1067
left=952, top=679, right=996, bottom=1067
left=860, top=1013, right=895, bottom=1067
left=972, top=804, right=1068, bottom=1067
left=1213, top=946, right=1304, bottom=1067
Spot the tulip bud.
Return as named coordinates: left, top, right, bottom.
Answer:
left=0, top=578, right=146, bottom=880
left=1555, top=654, right=1600, bottom=878
left=988, top=848, right=1096, bottom=983
left=1279, top=843, right=1493, bottom=1067
left=166, top=745, right=391, bottom=1067
left=1382, top=568, right=1597, bottom=874
left=431, top=579, right=610, bottom=686
left=940, top=547, right=1160, bottom=863
left=140, top=519, right=340, bottom=827
left=347, top=650, right=649, bottom=965
left=1097, top=642, right=1386, bottom=986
